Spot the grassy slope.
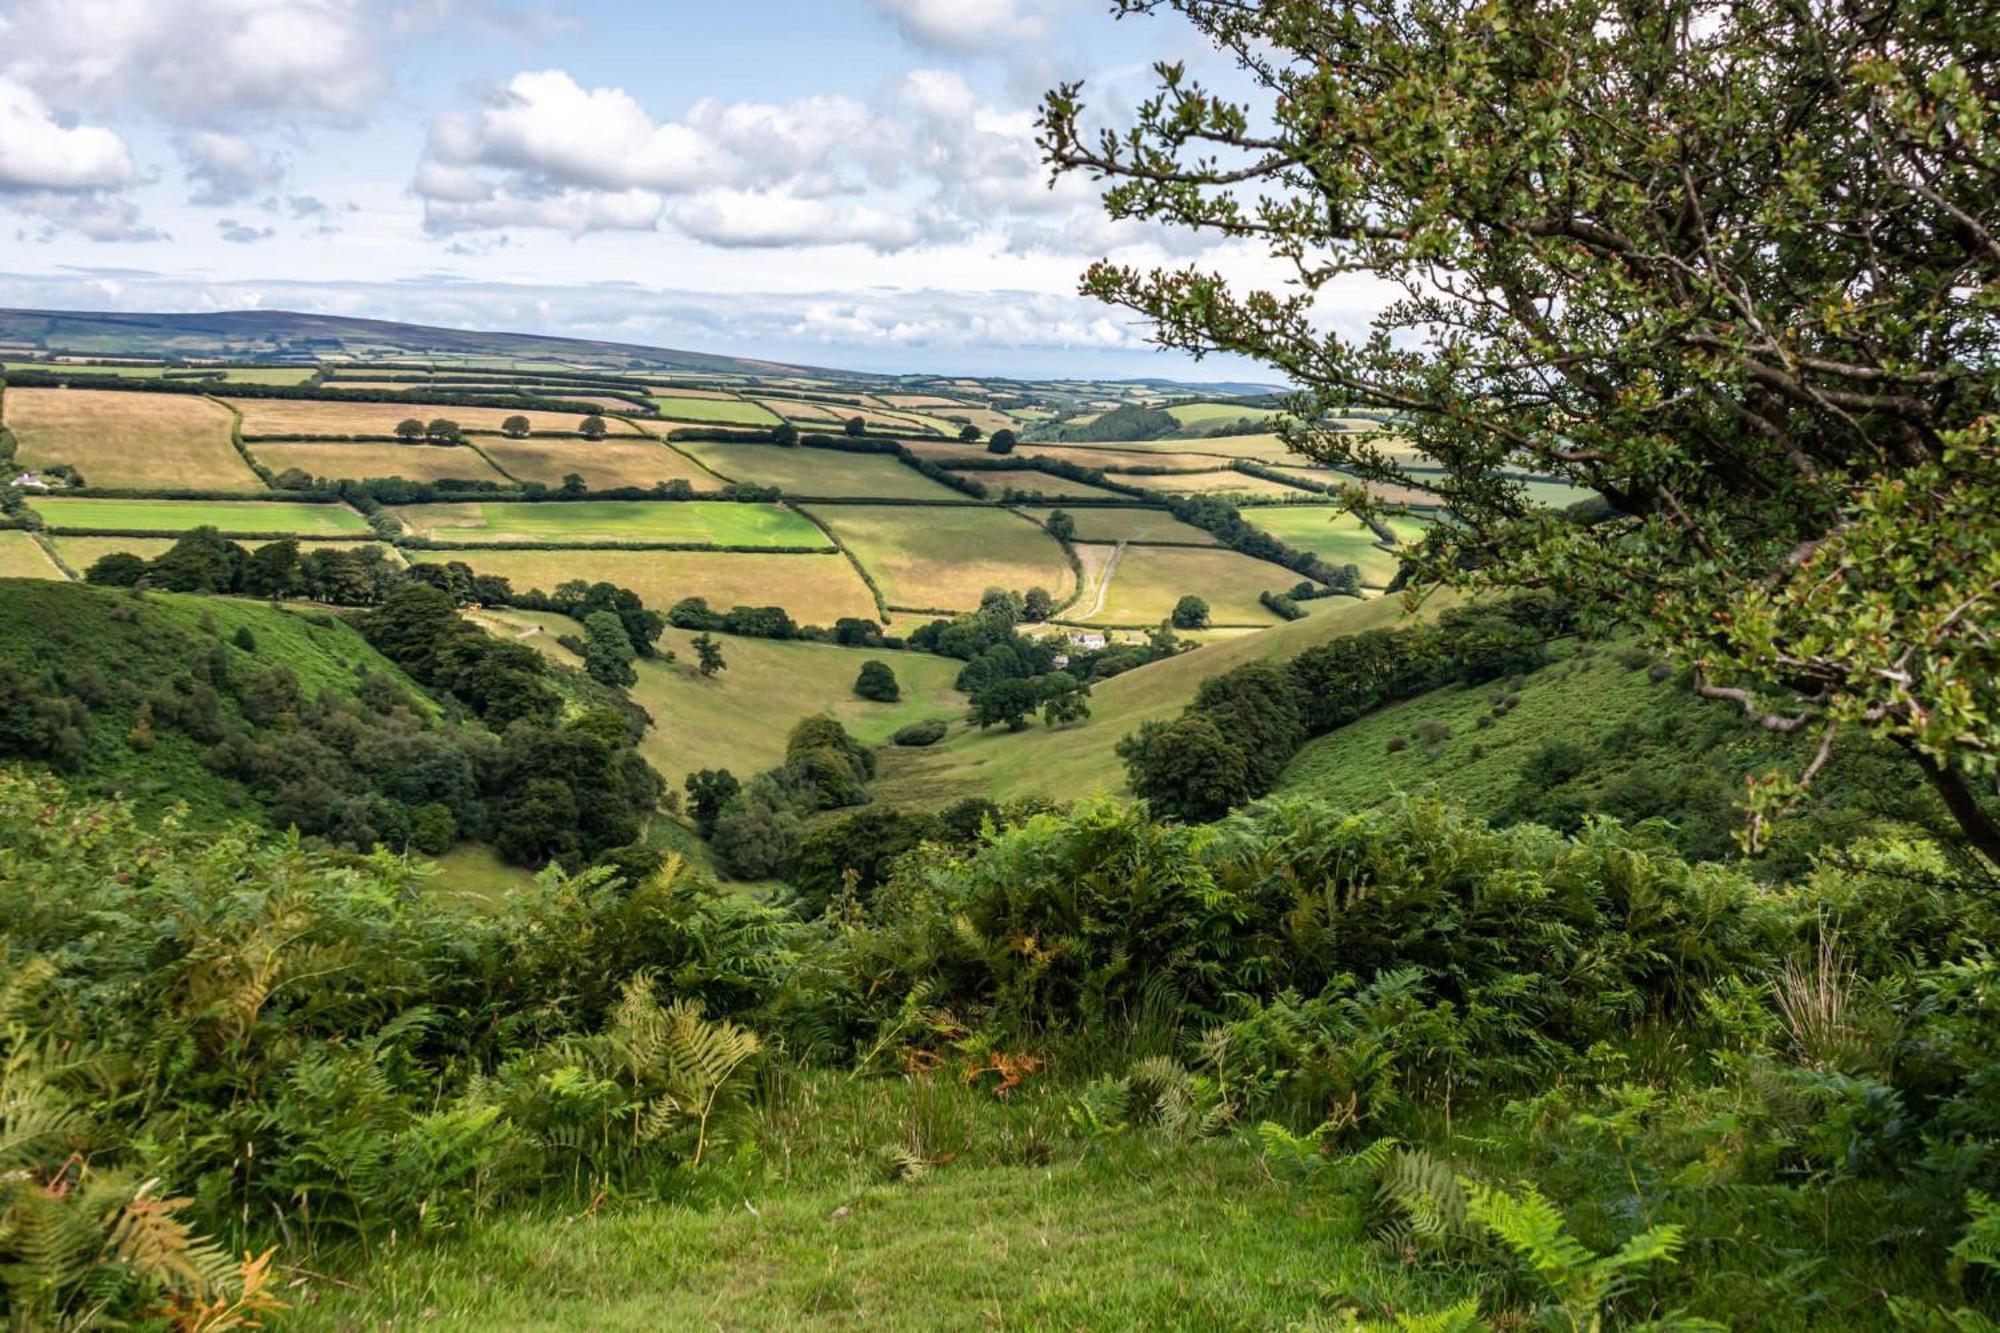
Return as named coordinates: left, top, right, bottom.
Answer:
left=293, top=1074, right=1455, bottom=1332
left=0, top=579, right=427, bottom=822
left=0, top=531, right=63, bottom=579
left=478, top=609, right=967, bottom=781
left=805, top=505, right=1074, bottom=613
left=876, top=592, right=1442, bottom=808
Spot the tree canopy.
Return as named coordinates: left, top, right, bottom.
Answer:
left=1041, top=0, right=2000, bottom=863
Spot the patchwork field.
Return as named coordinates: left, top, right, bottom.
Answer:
left=1013, top=444, right=1227, bottom=473
left=410, top=549, right=876, bottom=625
left=676, top=442, right=966, bottom=500
left=29, top=496, right=372, bottom=536
left=1073, top=543, right=1291, bottom=626
left=1120, top=469, right=1323, bottom=499
left=1020, top=506, right=1219, bottom=545
left=4, top=388, right=262, bottom=491
left=251, top=442, right=511, bottom=485
left=478, top=438, right=723, bottom=491
left=1164, top=402, right=1285, bottom=429
left=648, top=396, right=780, bottom=426
left=0, top=531, right=62, bottom=579
left=971, top=469, right=1130, bottom=499
left=1242, top=506, right=1415, bottom=584
left=225, top=399, right=641, bottom=437
left=53, top=535, right=401, bottom=571
left=391, top=499, right=825, bottom=547
left=806, top=504, right=1074, bottom=613
left=1089, top=432, right=1312, bottom=466
left=753, top=398, right=845, bottom=423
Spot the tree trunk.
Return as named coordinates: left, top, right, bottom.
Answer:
left=1908, top=747, right=2000, bottom=874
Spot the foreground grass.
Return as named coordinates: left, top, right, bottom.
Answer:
left=291, top=1077, right=1447, bottom=1331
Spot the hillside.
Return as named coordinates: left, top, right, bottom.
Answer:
left=0, top=578, right=427, bottom=822
left=0, top=308, right=800, bottom=376
left=874, top=591, right=1452, bottom=807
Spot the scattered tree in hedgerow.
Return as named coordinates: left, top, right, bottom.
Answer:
left=855, top=659, right=900, bottom=702
left=1171, top=595, right=1210, bottom=630
left=501, top=414, right=532, bottom=438
left=1044, top=509, right=1075, bottom=543
left=582, top=611, right=638, bottom=688
left=844, top=416, right=867, bottom=437
left=1042, top=0, right=2000, bottom=864
left=774, top=422, right=800, bottom=447
left=425, top=418, right=462, bottom=443
left=987, top=428, right=1017, bottom=455
left=580, top=414, right=608, bottom=440
left=693, top=632, right=726, bottom=677
left=959, top=423, right=983, bottom=443
left=1023, top=587, right=1055, bottom=622
left=395, top=417, right=425, bottom=441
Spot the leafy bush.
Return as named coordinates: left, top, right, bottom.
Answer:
left=893, top=718, right=948, bottom=747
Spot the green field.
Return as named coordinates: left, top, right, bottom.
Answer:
left=875, top=591, right=1445, bottom=808
left=1074, top=543, right=1291, bottom=626
left=806, top=504, right=1074, bottom=613
left=29, top=496, right=372, bottom=536
left=391, top=500, right=824, bottom=546
left=1163, top=401, right=1286, bottom=429
left=489, top=610, right=966, bottom=780
left=971, top=469, right=1129, bottom=499
left=678, top=442, right=968, bottom=500
left=652, top=395, right=782, bottom=426
left=0, top=531, right=62, bottom=579
left=413, top=549, right=878, bottom=626
left=1020, top=505, right=1219, bottom=545
left=1242, top=506, right=1419, bottom=585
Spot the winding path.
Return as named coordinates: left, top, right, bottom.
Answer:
left=1077, top=540, right=1126, bottom=620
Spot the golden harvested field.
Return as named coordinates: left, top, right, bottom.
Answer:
left=478, top=438, right=724, bottom=490
left=805, top=504, right=1073, bottom=613
left=4, top=388, right=263, bottom=491
left=54, top=536, right=401, bottom=571
left=898, top=439, right=993, bottom=464
left=880, top=395, right=968, bottom=409
left=0, top=531, right=63, bottom=579
left=1072, top=543, right=1290, bottom=627
left=755, top=399, right=844, bottom=422
left=252, top=442, right=512, bottom=485
left=1020, top=506, right=1219, bottom=545
left=676, top=441, right=967, bottom=500
left=408, top=548, right=878, bottom=625
left=969, top=469, right=1130, bottom=499
left=225, top=399, right=641, bottom=437
left=1016, top=444, right=1225, bottom=472
left=936, top=407, right=1018, bottom=436
left=1120, top=470, right=1324, bottom=499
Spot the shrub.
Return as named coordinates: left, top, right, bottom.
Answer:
left=855, top=660, right=901, bottom=702
left=893, top=719, right=948, bottom=747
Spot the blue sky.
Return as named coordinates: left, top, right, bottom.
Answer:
left=0, top=1, right=1344, bottom=379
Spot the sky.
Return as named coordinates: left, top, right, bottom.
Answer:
left=0, top=0, right=1339, bottom=380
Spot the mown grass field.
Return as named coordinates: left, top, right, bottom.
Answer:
left=391, top=500, right=825, bottom=546
left=4, top=388, right=263, bottom=491
left=291, top=1074, right=1453, bottom=1332
left=493, top=609, right=966, bottom=780
left=875, top=591, right=1443, bottom=807
left=52, top=535, right=400, bottom=571
left=411, top=549, right=878, bottom=625
left=251, top=441, right=513, bottom=485
left=805, top=504, right=1073, bottom=613
left=0, top=531, right=62, bottom=579
left=1242, top=506, right=1413, bottom=584
left=226, top=399, right=640, bottom=437
left=478, top=438, right=724, bottom=490
left=650, top=395, right=781, bottom=426
left=1074, top=542, right=1290, bottom=626
left=1019, top=505, right=1219, bottom=545
left=679, top=442, right=968, bottom=500
left=1163, top=401, right=1285, bottom=429
left=29, top=496, right=372, bottom=535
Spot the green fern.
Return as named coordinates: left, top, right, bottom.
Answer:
left=1377, top=1149, right=1475, bottom=1246
left=1950, top=1189, right=2000, bottom=1287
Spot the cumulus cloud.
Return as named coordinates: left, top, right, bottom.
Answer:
left=0, top=77, right=134, bottom=191
left=217, top=218, right=277, bottom=243
left=411, top=65, right=1118, bottom=251
left=2, top=0, right=386, bottom=125
left=180, top=132, right=286, bottom=205
left=866, top=0, right=1053, bottom=54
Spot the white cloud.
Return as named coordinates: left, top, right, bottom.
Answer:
left=867, top=0, right=1052, bottom=54
left=2, top=0, right=385, bottom=125
left=181, top=132, right=286, bottom=205
left=668, top=189, right=932, bottom=251
left=217, top=218, right=277, bottom=243
left=0, top=77, right=134, bottom=190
